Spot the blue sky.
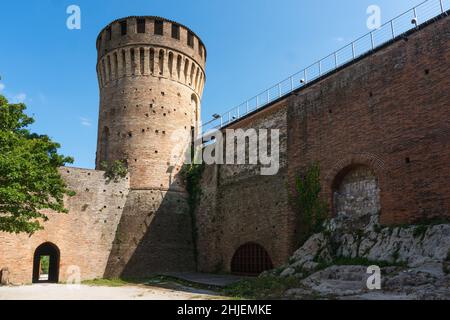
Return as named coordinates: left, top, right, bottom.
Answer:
left=0, top=0, right=425, bottom=169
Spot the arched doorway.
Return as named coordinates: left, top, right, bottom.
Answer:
left=231, top=242, right=273, bottom=276
left=32, top=242, right=60, bottom=283
left=332, top=165, right=380, bottom=229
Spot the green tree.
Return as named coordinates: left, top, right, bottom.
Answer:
left=0, top=95, right=74, bottom=234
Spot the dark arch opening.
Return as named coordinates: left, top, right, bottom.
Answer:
left=231, top=242, right=273, bottom=276
left=32, top=242, right=60, bottom=283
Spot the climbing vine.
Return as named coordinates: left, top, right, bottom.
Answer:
left=180, top=163, right=205, bottom=266
left=291, top=162, right=329, bottom=246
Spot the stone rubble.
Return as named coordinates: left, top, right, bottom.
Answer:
left=269, top=214, right=450, bottom=300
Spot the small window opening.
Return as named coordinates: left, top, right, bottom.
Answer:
left=137, top=18, right=146, bottom=33
left=120, top=21, right=127, bottom=36
left=154, top=20, right=164, bottom=35
left=171, top=24, right=180, bottom=39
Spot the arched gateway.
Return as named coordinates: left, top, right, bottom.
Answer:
left=32, top=242, right=60, bottom=283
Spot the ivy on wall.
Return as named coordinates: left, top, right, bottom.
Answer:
left=291, top=162, right=329, bottom=246
left=180, top=163, right=205, bottom=267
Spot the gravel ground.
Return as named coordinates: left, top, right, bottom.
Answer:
left=0, top=284, right=227, bottom=300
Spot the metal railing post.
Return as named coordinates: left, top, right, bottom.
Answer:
left=304, top=69, right=307, bottom=83
left=290, top=76, right=293, bottom=91
left=246, top=100, right=249, bottom=114
left=334, top=52, right=338, bottom=68
left=370, top=32, right=375, bottom=50
left=390, top=20, right=395, bottom=38
left=352, top=42, right=355, bottom=59
left=267, top=90, right=270, bottom=103
left=278, top=83, right=281, bottom=98
left=439, top=0, right=445, bottom=13
left=256, top=95, right=259, bottom=108
left=319, top=60, right=322, bottom=75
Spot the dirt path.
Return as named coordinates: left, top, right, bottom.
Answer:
left=0, top=284, right=227, bottom=300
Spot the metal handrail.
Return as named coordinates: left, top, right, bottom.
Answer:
left=202, top=0, right=449, bottom=134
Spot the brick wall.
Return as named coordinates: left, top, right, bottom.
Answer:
left=196, top=101, right=295, bottom=272
left=197, top=14, right=450, bottom=270
left=0, top=167, right=129, bottom=284
left=287, top=14, right=450, bottom=228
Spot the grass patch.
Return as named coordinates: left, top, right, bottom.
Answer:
left=314, top=256, right=407, bottom=272
left=221, top=276, right=303, bottom=300
left=333, top=257, right=406, bottom=268
left=82, top=278, right=130, bottom=287
left=81, top=275, right=226, bottom=294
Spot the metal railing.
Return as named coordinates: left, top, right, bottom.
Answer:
left=202, top=0, right=449, bottom=133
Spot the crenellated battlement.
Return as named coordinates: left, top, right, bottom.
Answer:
left=96, top=16, right=206, bottom=96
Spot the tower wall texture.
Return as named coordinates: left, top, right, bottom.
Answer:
left=95, top=17, right=207, bottom=276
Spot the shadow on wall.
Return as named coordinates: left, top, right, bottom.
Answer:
left=104, top=169, right=196, bottom=278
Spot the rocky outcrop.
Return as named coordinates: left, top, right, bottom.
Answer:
left=268, top=214, right=450, bottom=300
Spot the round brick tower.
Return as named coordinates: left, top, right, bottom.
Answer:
left=95, top=16, right=206, bottom=189
left=95, top=16, right=206, bottom=277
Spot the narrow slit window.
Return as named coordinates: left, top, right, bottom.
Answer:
left=158, top=50, right=164, bottom=75
left=120, top=21, right=127, bottom=36
left=171, top=24, right=180, bottom=40
left=140, top=48, right=145, bottom=75
left=150, top=48, right=155, bottom=74
left=154, top=20, right=163, bottom=35
left=130, top=48, right=135, bottom=75
left=122, top=50, right=126, bottom=75
left=137, top=18, right=146, bottom=33
left=106, top=27, right=112, bottom=40
left=187, top=31, right=194, bottom=48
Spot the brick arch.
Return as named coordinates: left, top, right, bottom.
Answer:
left=323, top=153, right=386, bottom=219
left=230, top=242, right=273, bottom=276
left=32, top=242, right=60, bottom=284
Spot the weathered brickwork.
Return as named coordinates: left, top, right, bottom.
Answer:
left=197, top=14, right=450, bottom=272
left=0, top=168, right=129, bottom=284
left=196, top=102, right=295, bottom=272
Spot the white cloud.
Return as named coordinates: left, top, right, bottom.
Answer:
left=38, top=92, right=48, bottom=105
left=80, top=117, right=92, bottom=127
left=13, top=93, right=27, bottom=103
left=334, top=37, right=345, bottom=43
left=0, top=83, right=5, bottom=92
